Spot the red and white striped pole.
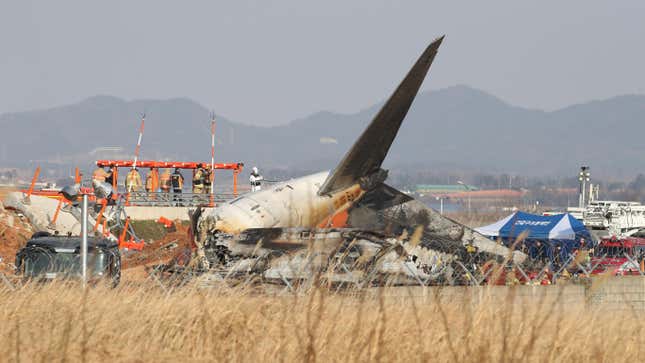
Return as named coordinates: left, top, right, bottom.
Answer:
left=210, top=113, right=216, bottom=194
left=133, top=113, right=145, bottom=170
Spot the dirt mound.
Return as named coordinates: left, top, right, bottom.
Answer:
left=122, top=221, right=193, bottom=269
left=0, top=209, right=35, bottom=274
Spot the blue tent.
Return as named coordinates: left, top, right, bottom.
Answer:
left=475, top=212, right=593, bottom=262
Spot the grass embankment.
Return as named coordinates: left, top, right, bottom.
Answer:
left=114, top=220, right=190, bottom=242
left=0, top=282, right=642, bottom=362
left=127, top=220, right=169, bottom=241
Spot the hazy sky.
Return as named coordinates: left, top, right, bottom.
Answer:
left=2, top=1, right=644, bottom=125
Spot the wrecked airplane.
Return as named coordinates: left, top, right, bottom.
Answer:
left=189, top=36, right=526, bottom=286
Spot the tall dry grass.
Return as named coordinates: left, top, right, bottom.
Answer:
left=0, top=280, right=643, bottom=362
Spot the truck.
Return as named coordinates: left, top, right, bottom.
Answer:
left=15, top=232, right=121, bottom=286
left=591, top=236, right=645, bottom=276
left=583, top=200, right=645, bottom=236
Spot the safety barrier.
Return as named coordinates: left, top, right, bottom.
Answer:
left=124, top=191, right=237, bottom=207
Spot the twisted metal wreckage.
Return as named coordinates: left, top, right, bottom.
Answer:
left=158, top=36, right=527, bottom=287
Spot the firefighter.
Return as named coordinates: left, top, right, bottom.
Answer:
left=125, top=168, right=142, bottom=192
left=171, top=168, right=184, bottom=192
left=145, top=167, right=159, bottom=193
left=171, top=168, right=184, bottom=205
left=92, top=166, right=110, bottom=183
left=105, top=167, right=114, bottom=186
left=160, top=169, right=172, bottom=193
left=193, top=164, right=206, bottom=194
left=249, top=166, right=263, bottom=192
left=203, top=166, right=213, bottom=194
left=466, top=243, right=478, bottom=254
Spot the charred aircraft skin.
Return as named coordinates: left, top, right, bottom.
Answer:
left=198, top=171, right=355, bottom=236
left=193, top=36, right=526, bottom=284
left=196, top=224, right=462, bottom=286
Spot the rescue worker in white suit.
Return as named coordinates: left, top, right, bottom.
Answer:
left=249, top=167, right=264, bottom=192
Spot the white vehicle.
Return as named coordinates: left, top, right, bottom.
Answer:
left=583, top=200, right=645, bottom=236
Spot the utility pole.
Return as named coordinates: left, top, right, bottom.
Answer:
left=457, top=181, right=471, bottom=214
left=209, top=112, right=216, bottom=207
left=81, top=193, right=88, bottom=289
left=436, top=196, right=444, bottom=215
left=578, top=166, right=590, bottom=208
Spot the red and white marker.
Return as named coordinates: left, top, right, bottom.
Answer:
left=210, top=113, right=216, bottom=194
left=132, top=114, right=145, bottom=170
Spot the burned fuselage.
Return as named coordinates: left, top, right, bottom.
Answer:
left=190, top=36, right=525, bottom=286
left=197, top=171, right=362, bottom=238
left=196, top=36, right=446, bottom=257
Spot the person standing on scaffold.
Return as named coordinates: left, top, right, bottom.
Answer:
left=249, top=166, right=263, bottom=192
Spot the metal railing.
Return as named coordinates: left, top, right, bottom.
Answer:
left=124, top=191, right=237, bottom=207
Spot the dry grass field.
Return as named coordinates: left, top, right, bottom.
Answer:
left=0, top=281, right=643, bottom=362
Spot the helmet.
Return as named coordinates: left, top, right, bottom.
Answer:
left=252, top=167, right=259, bottom=174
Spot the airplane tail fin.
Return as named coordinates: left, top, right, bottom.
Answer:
left=318, top=36, right=444, bottom=195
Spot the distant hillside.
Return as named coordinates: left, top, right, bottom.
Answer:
left=1, top=85, right=644, bottom=177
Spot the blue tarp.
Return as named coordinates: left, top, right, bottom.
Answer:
left=475, top=212, right=593, bottom=262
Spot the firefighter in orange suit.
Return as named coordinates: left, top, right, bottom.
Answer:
left=145, top=167, right=160, bottom=193
left=160, top=169, right=172, bottom=193
left=92, top=166, right=110, bottom=183
left=125, top=168, right=143, bottom=192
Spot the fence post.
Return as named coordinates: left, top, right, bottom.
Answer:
left=81, top=194, right=88, bottom=289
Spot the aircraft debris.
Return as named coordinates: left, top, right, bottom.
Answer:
left=163, top=36, right=527, bottom=287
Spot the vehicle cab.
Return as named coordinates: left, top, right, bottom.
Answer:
left=15, top=232, right=121, bottom=286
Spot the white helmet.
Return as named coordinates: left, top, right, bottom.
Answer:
left=252, top=167, right=259, bottom=174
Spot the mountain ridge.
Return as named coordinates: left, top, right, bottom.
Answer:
left=1, top=85, right=644, bottom=178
